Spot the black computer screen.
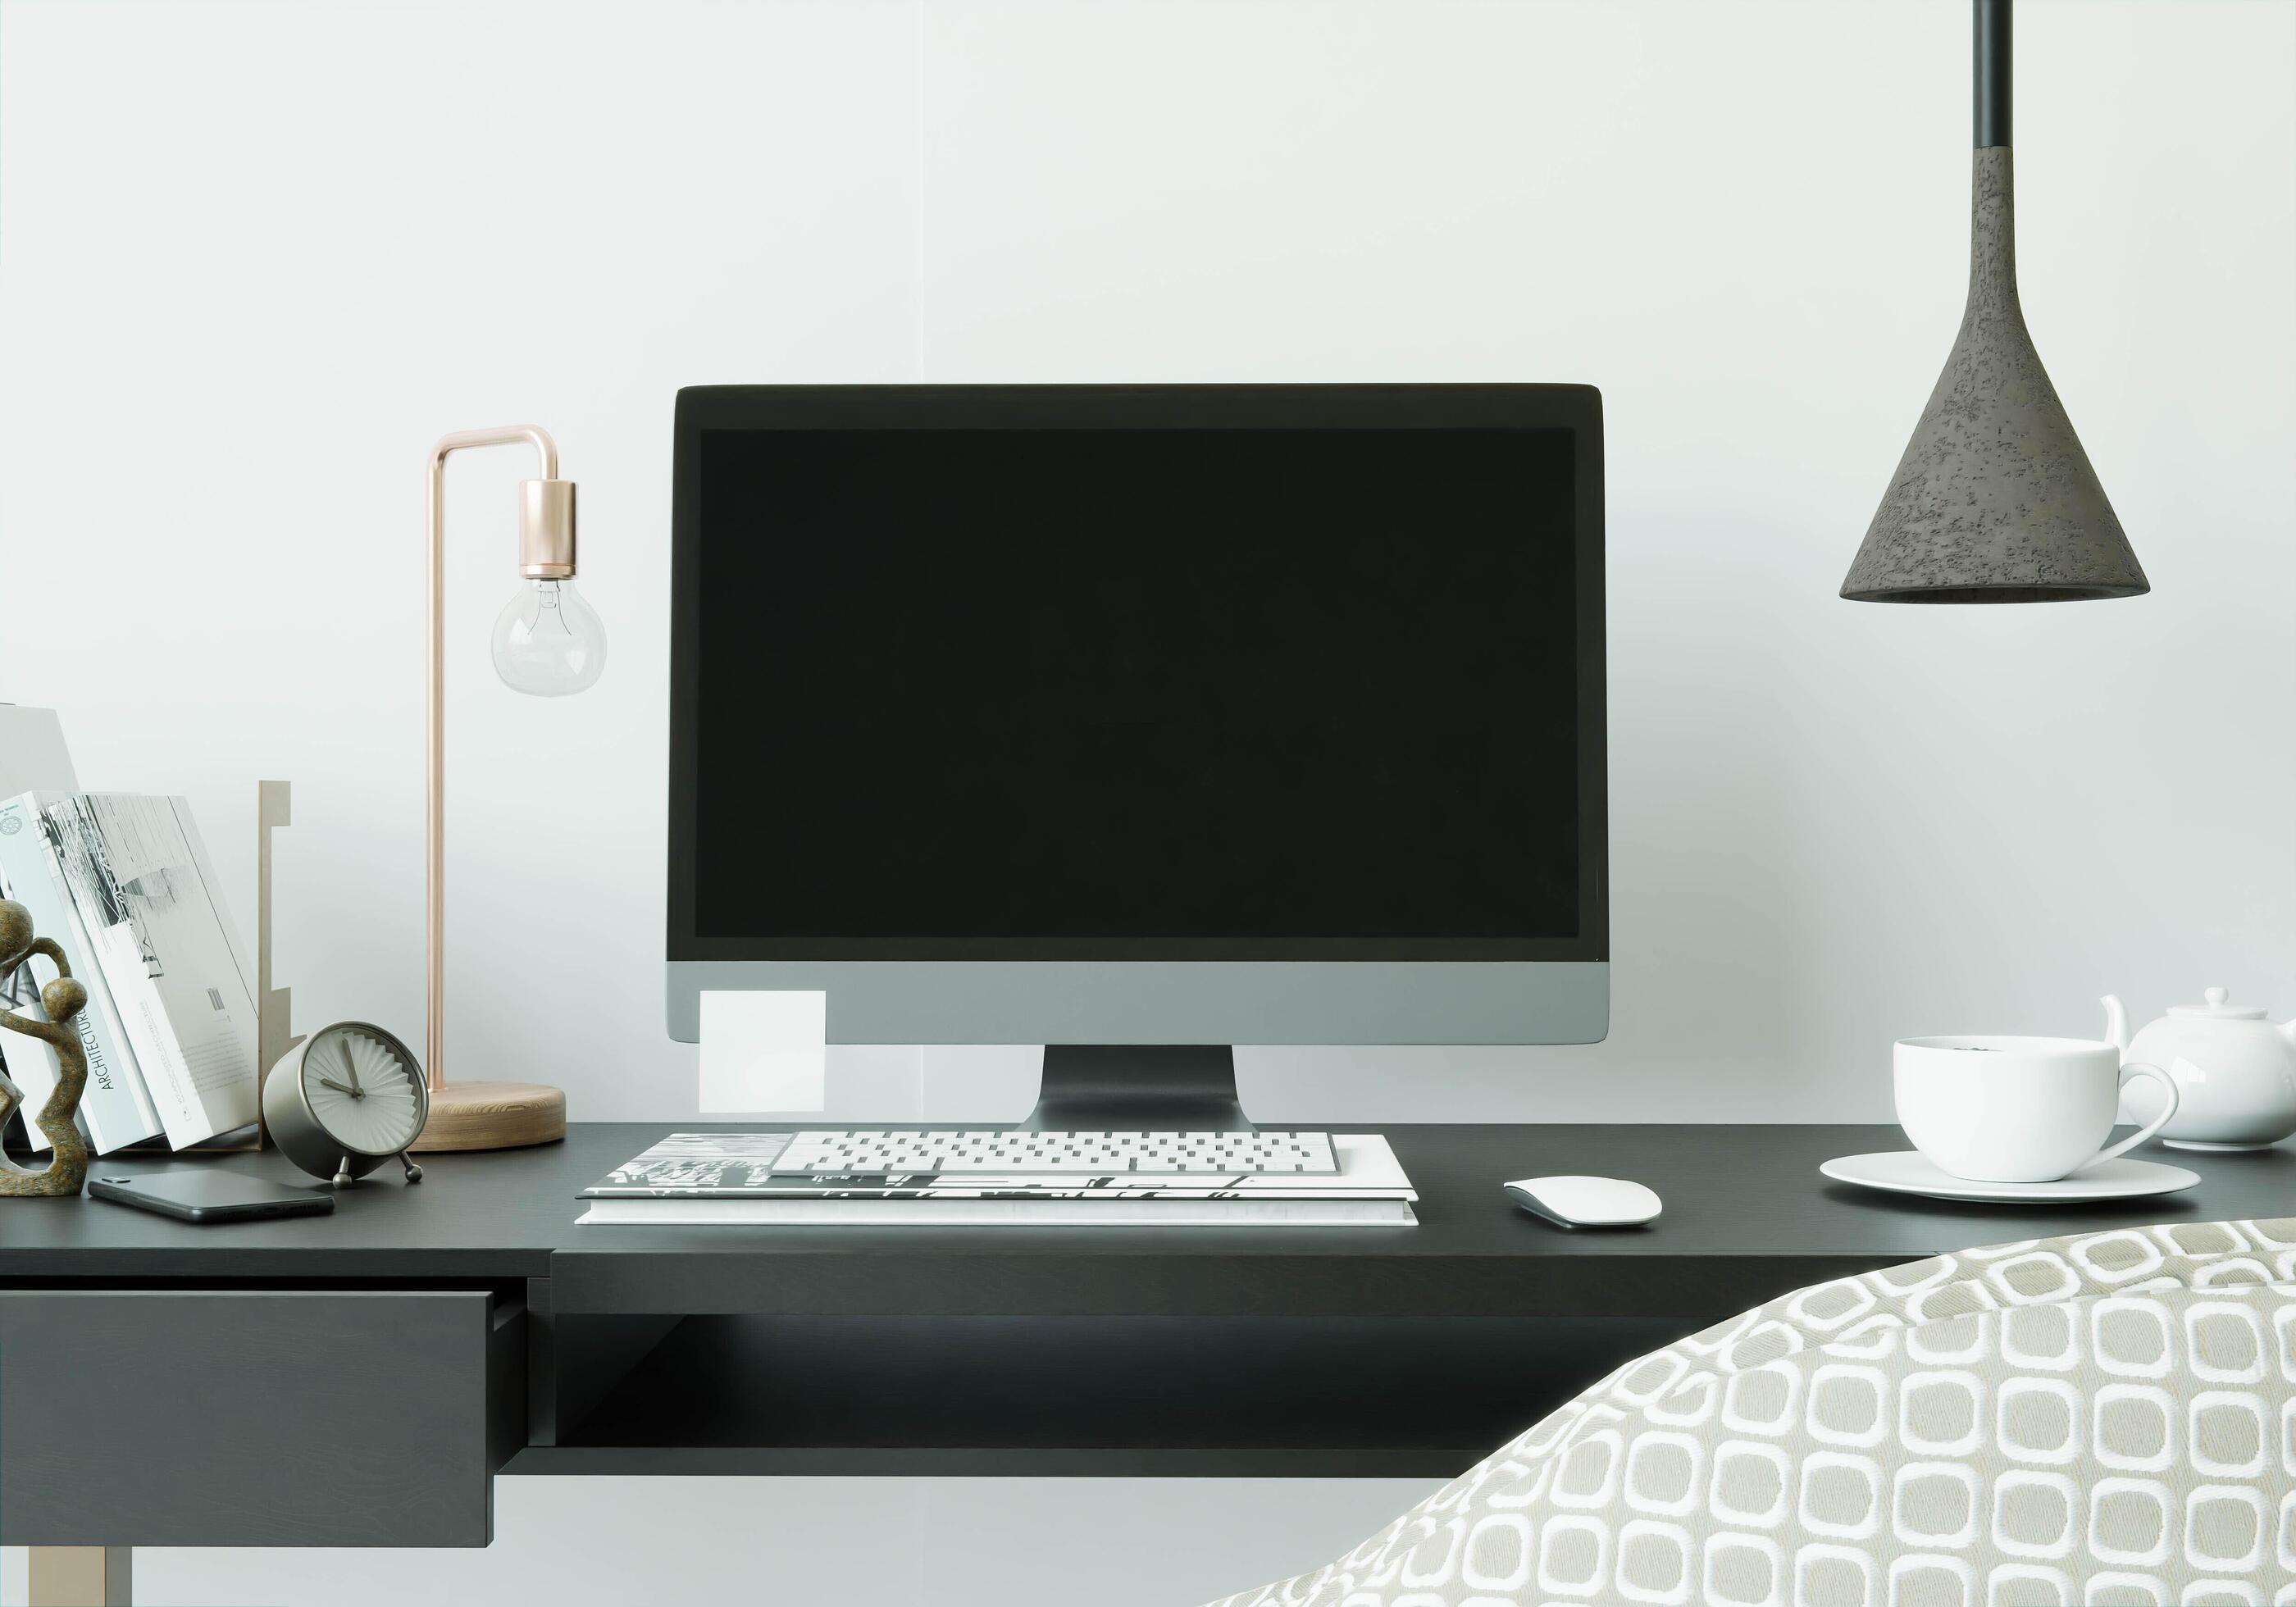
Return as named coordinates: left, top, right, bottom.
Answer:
left=687, top=421, right=1587, bottom=959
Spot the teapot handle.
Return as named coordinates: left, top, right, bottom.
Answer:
left=2100, top=994, right=2130, bottom=1053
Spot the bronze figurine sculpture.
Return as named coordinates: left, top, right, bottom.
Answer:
left=0, top=898, right=92, bottom=1196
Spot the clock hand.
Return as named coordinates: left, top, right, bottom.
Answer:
left=317, top=1077, right=357, bottom=1095
left=340, top=1039, right=362, bottom=1096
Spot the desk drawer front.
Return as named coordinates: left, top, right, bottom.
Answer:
left=1, top=1290, right=522, bottom=1548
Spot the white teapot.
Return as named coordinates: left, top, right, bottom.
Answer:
left=2101, top=988, right=2296, bottom=1151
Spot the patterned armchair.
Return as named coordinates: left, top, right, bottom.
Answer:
left=1202, top=1218, right=2296, bottom=1607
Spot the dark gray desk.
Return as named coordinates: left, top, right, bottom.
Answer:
left=4, top=1123, right=2289, bottom=1595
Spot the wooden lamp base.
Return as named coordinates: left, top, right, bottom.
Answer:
left=412, top=1081, right=566, bottom=1152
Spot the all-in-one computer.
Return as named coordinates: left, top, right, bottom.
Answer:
left=667, top=383, right=1605, bottom=1158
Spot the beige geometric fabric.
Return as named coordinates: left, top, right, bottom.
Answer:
left=1200, top=1218, right=2296, bottom=1607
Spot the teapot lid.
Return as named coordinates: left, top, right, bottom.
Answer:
left=2166, top=986, right=2266, bottom=1021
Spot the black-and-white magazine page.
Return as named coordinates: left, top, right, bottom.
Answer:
left=594, top=1131, right=799, bottom=1190
left=0, top=717, right=85, bottom=1149
left=42, top=794, right=258, bottom=1148
left=0, top=790, right=163, bottom=1154
left=582, top=1131, right=1416, bottom=1201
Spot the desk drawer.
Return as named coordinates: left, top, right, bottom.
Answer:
left=0, top=1290, right=523, bottom=1548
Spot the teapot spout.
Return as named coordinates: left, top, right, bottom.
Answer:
left=2101, top=995, right=2130, bottom=1054
left=2279, top=1015, right=2296, bottom=1049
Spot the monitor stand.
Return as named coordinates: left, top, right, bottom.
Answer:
left=1019, top=1045, right=1254, bottom=1132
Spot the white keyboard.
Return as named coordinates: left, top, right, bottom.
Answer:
left=773, top=1129, right=1340, bottom=1176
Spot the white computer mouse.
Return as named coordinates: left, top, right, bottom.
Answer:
left=1503, top=1174, right=1662, bottom=1229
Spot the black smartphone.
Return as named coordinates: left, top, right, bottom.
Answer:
left=88, top=1170, right=335, bottom=1224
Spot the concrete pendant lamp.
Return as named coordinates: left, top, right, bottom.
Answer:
left=1840, top=0, right=2147, bottom=603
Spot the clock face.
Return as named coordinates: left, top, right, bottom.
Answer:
left=299, top=1025, right=426, bottom=1155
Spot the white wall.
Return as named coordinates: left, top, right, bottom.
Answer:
left=1, top=0, right=2289, bottom=1601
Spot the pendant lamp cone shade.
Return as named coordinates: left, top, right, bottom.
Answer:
left=1840, top=0, right=2147, bottom=603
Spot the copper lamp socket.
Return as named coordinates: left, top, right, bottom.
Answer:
left=519, top=480, right=577, bottom=578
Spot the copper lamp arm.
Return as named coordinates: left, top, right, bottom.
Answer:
left=430, top=424, right=557, bottom=481
left=424, top=425, right=567, bottom=1095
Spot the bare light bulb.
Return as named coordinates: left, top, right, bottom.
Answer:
left=492, top=577, right=606, bottom=695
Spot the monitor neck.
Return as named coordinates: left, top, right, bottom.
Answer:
left=1022, top=1045, right=1255, bottom=1132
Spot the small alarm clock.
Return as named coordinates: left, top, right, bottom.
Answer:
left=263, top=1022, right=429, bottom=1188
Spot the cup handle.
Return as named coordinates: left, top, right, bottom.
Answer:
left=2089, top=1062, right=2181, bottom=1168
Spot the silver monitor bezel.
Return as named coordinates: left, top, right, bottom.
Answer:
left=666, top=383, right=1606, bottom=1045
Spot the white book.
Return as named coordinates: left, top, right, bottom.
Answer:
left=42, top=794, right=258, bottom=1149
left=579, top=1197, right=1417, bottom=1227
left=0, top=706, right=77, bottom=799
left=0, top=790, right=162, bottom=1153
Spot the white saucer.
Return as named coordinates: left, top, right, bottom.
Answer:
left=1820, top=1150, right=2201, bottom=1204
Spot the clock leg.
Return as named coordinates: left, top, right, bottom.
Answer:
left=332, top=1156, right=353, bottom=1188
left=401, top=1151, right=423, bottom=1183
left=29, top=1546, right=130, bottom=1605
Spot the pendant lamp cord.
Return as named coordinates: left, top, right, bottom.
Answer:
left=1975, top=0, right=2011, bottom=148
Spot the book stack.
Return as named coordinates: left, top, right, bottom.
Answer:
left=0, top=790, right=261, bottom=1154
left=579, top=1131, right=1420, bottom=1226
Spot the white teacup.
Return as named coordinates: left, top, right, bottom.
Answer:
left=1894, top=1035, right=2181, bottom=1183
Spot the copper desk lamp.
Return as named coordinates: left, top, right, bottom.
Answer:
left=414, top=426, right=606, bottom=1150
